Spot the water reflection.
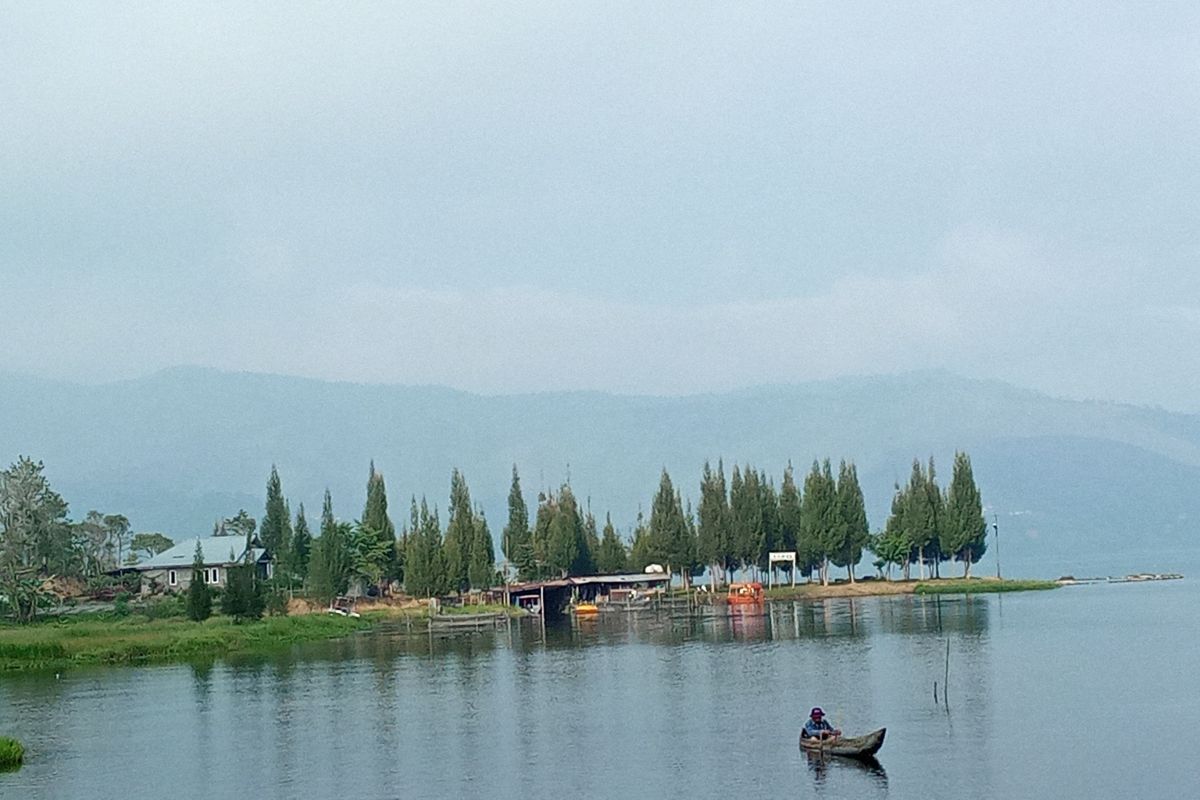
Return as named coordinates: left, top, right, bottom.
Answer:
left=6, top=584, right=1196, bottom=800
left=803, top=749, right=889, bottom=795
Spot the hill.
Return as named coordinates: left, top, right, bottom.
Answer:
left=1, top=368, right=1196, bottom=576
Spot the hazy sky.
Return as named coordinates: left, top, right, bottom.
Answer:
left=3, top=3, right=1198, bottom=410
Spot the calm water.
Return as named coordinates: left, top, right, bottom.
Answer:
left=2, top=580, right=1197, bottom=800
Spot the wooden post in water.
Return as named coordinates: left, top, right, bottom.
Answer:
left=944, top=638, right=951, bottom=710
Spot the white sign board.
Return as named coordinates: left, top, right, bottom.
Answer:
left=768, top=551, right=797, bottom=587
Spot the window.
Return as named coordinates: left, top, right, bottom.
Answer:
left=168, top=570, right=177, bottom=586
left=207, top=568, right=220, bottom=584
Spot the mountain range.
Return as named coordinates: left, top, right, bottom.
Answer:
left=2, top=367, right=1197, bottom=577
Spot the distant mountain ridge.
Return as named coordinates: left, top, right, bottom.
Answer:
left=2, top=368, right=1197, bottom=576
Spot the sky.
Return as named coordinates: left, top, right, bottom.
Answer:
left=2, top=2, right=1198, bottom=410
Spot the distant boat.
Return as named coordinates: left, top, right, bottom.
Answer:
left=727, top=582, right=764, bottom=605
left=572, top=602, right=600, bottom=616
left=799, top=728, right=886, bottom=759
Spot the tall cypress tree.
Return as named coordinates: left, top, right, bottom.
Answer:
left=362, top=461, right=397, bottom=586
left=468, top=510, right=496, bottom=590
left=730, top=464, right=763, bottom=578
left=877, top=483, right=910, bottom=580
left=443, top=470, right=474, bottom=593
left=778, top=462, right=803, bottom=582
left=596, top=513, right=628, bottom=574
left=755, top=475, right=780, bottom=573
left=833, top=460, right=869, bottom=582
left=649, top=470, right=690, bottom=585
left=940, top=451, right=988, bottom=577
left=545, top=485, right=583, bottom=577
left=260, top=465, right=291, bottom=567
left=403, top=497, right=428, bottom=596
left=290, top=503, right=312, bottom=583
left=580, top=509, right=601, bottom=576
left=186, top=540, right=212, bottom=621
left=531, top=491, right=554, bottom=580
left=800, top=460, right=840, bottom=585
left=502, top=465, right=531, bottom=574
left=697, top=460, right=731, bottom=586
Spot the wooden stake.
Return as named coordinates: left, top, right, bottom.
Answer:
left=944, top=638, right=951, bottom=709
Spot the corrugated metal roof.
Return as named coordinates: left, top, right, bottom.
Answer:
left=569, top=573, right=671, bottom=585
left=131, top=536, right=266, bottom=570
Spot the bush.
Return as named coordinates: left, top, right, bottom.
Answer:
left=112, top=593, right=131, bottom=618
left=142, top=595, right=186, bottom=620
left=0, top=737, right=24, bottom=770
left=265, top=586, right=289, bottom=617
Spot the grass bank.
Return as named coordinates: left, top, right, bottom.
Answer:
left=0, top=737, right=23, bottom=770
left=0, top=613, right=371, bottom=672
left=913, top=578, right=1058, bottom=594
left=763, top=576, right=1059, bottom=601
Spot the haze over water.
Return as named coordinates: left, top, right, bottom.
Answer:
left=2, top=579, right=1194, bottom=800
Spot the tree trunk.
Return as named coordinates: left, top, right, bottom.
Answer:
left=821, top=558, right=829, bottom=587
left=964, top=559, right=971, bottom=579
left=918, top=546, right=926, bottom=580
left=848, top=563, right=855, bottom=583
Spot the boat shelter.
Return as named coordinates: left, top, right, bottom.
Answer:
left=504, top=573, right=671, bottom=616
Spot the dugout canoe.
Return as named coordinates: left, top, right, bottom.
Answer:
left=798, top=727, right=886, bottom=759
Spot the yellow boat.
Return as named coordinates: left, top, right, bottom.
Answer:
left=573, top=602, right=600, bottom=615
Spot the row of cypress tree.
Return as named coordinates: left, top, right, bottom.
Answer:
left=873, top=453, right=989, bottom=579
left=234, top=451, right=987, bottom=605
left=499, top=452, right=986, bottom=587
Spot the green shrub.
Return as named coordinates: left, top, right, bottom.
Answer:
left=142, top=595, right=186, bottom=620
left=0, top=737, right=24, bottom=769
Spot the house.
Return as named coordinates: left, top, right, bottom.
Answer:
left=116, top=535, right=271, bottom=595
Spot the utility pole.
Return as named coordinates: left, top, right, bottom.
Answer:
left=993, top=514, right=1001, bottom=580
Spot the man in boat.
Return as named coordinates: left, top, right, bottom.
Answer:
left=801, top=707, right=841, bottom=741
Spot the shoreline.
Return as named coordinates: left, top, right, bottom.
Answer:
left=5, top=574, right=1176, bottom=673
left=758, top=576, right=1060, bottom=601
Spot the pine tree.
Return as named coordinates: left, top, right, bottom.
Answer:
left=362, top=462, right=397, bottom=586
left=531, top=492, right=555, bottom=579
left=308, top=494, right=352, bottom=604
left=404, top=498, right=449, bottom=597
left=755, top=475, right=780, bottom=574
left=940, top=451, right=988, bottom=577
left=778, top=462, right=803, bottom=583
left=649, top=470, right=691, bottom=586
left=876, top=483, right=910, bottom=580
left=730, top=464, right=763, bottom=578
left=800, top=460, right=840, bottom=585
left=260, top=465, right=291, bottom=570
left=290, top=503, right=312, bottom=583
left=833, top=460, right=869, bottom=582
left=502, top=465, right=531, bottom=575
left=468, top=510, right=496, bottom=590
left=443, top=470, right=474, bottom=593
left=596, top=513, right=628, bottom=574
left=697, top=460, right=731, bottom=586
left=546, top=485, right=581, bottom=577
left=581, top=510, right=601, bottom=576
left=185, top=540, right=212, bottom=621
left=628, top=512, right=653, bottom=572
left=221, top=560, right=265, bottom=623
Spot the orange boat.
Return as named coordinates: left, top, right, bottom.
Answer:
left=727, top=581, right=764, bottom=605
left=572, top=602, right=600, bottom=616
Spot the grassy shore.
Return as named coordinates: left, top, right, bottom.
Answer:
left=0, top=602, right=529, bottom=673
left=763, top=576, right=1059, bottom=601
left=0, top=613, right=373, bottom=672
left=0, top=737, right=23, bottom=770
left=913, top=577, right=1058, bottom=594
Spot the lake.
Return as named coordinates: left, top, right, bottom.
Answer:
left=2, top=579, right=1196, bottom=800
